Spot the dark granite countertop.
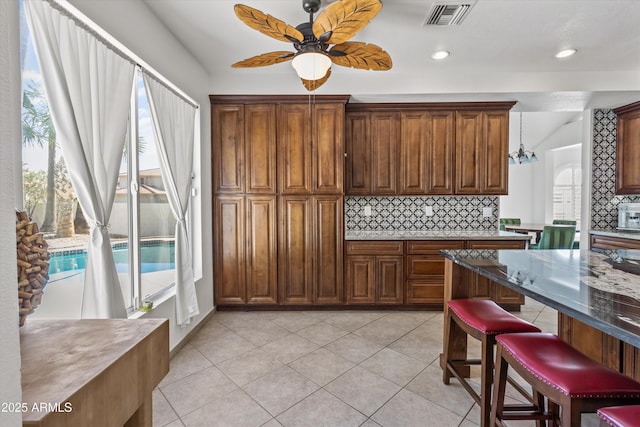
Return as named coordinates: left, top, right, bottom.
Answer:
left=439, top=248, right=640, bottom=347
left=344, top=230, right=532, bottom=241
left=589, top=229, right=640, bottom=241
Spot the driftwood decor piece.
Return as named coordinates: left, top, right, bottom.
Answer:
left=16, top=210, right=50, bottom=326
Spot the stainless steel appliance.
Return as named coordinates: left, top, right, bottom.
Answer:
left=618, top=203, right=640, bottom=231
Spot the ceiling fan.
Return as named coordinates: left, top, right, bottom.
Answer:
left=232, top=0, right=392, bottom=91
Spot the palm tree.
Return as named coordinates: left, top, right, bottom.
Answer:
left=22, top=80, right=56, bottom=232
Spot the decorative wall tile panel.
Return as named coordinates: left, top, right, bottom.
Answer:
left=345, top=196, right=499, bottom=231
left=590, top=109, right=640, bottom=230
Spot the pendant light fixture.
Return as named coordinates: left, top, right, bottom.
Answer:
left=509, top=112, right=538, bottom=165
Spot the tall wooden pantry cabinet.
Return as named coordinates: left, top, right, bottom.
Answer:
left=212, top=95, right=348, bottom=307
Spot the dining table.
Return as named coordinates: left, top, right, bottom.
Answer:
left=439, top=248, right=640, bottom=381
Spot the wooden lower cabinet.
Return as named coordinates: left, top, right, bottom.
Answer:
left=345, top=241, right=403, bottom=304
left=405, top=241, right=464, bottom=304
left=279, top=195, right=344, bottom=305
left=214, top=195, right=278, bottom=305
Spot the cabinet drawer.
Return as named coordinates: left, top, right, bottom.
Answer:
left=590, top=235, right=640, bottom=250
left=406, top=240, right=464, bottom=254
left=345, top=241, right=404, bottom=255
left=406, top=281, right=444, bottom=304
left=466, top=240, right=526, bottom=249
left=406, top=255, right=445, bottom=278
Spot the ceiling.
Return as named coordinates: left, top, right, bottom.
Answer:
left=143, top=0, right=640, bottom=112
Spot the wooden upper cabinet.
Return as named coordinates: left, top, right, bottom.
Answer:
left=346, top=111, right=398, bottom=195
left=212, top=104, right=244, bottom=193
left=212, top=103, right=277, bottom=194
left=371, top=112, right=399, bottom=194
left=400, top=110, right=455, bottom=195
left=482, top=110, right=509, bottom=194
left=278, top=102, right=344, bottom=194
left=400, top=111, right=429, bottom=194
left=455, top=110, right=483, bottom=194
left=345, top=112, right=371, bottom=194
left=278, top=104, right=312, bottom=194
left=426, top=111, right=454, bottom=194
left=455, top=110, right=509, bottom=195
left=614, top=101, right=640, bottom=195
left=245, top=105, right=277, bottom=193
left=313, top=103, right=344, bottom=194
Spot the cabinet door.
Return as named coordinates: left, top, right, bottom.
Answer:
left=246, top=196, right=277, bottom=304
left=426, top=111, right=454, bottom=194
left=482, top=111, right=509, bottom=194
left=213, top=196, right=245, bottom=304
left=345, top=113, right=371, bottom=194
left=455, top=111, right=483, bottom=194
left=314, top=103, right=344, bottom=194
left=245, top=105, right=276, bottom=193
left=212, top=104, right=244, bottom=193
left=345, top=256, right=375, bottom=304
left=400, top=111, right=429, bottom=194
left=278, top=104, right=312, bottom=194
left=314, top=196, right=344, bottom=304
left=279, top=196, right=313, bottom=303
left=371, top=112, right=399, bottom=194
left=616, top=107, right=640, bottom=194
left=377, top=256, right=404, bottom=304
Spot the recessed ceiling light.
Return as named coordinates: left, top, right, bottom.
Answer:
left=555, top=48, right=577, bottom=58
left=431, top=50, right=450, bottom=60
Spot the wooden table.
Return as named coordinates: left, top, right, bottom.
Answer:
left=440, top=249, right=640, bottom=380
left=20, top=319, right=169, bottom=427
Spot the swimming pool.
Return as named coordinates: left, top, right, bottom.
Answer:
left=49, top=240, right=175, bottom=274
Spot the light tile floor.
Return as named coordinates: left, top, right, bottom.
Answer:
left=153, top=298, right=600, bottom=427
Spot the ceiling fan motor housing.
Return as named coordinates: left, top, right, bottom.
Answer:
left=302, top=0, right=321, bottom=14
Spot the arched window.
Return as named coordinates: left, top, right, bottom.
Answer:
left=553, top=164, right=581, bottom=228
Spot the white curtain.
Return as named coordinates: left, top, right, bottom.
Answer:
left=25, top=0, right=135, bottom=318
left=142, top=72, right=199, bottom=326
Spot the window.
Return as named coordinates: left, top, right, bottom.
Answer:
left=552, top=165, right=581, bottom=229
left=20, top=1, right=199, bottom=318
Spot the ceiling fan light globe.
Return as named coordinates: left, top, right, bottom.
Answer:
left=292, top=52, right=332, bottom=81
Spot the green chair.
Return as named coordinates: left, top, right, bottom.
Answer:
left=499, top=218, right=521, bottom=231
left=530, top=225, right=576, bottom=249
left=552, top=220, right=579, bottom=248
left=552, top=219, right=577, bottom=225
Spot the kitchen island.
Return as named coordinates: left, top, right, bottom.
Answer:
left=440, top=248, right=640, bottom=380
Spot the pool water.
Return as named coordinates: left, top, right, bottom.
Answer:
left=49, top=241, right=175, bottom=274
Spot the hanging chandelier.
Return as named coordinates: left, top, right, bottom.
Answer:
left=509, top=112, right=538, bottom=165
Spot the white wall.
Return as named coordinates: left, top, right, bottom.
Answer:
left=501, top=113, right=583, bottom=224
left=0, top=1, right=23, bottom=426
left=64, top=0, right=214, bottom=349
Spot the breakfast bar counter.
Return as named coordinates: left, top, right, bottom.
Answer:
left=440, top=248, right=640, bottom=379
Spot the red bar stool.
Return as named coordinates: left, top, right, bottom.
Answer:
left=598, top=405, right=640, bottom=427
left=443, top=299, right=541, bottom=427
left=491, top=333, right=640, bottom=427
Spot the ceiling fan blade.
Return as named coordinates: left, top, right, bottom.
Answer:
left=232, top=51, right=295, bottom=68
left=312, top=0, right=382, bottom=44
left=329, top=42, right=392, bottom=70
left=234, top=4, right=304, bottom=43
left=301, top=68, right=332, bottom=91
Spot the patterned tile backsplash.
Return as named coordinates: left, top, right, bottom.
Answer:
left=590, top=109, right=640, bottom=230
left=345, top=196, right=499, bottom=231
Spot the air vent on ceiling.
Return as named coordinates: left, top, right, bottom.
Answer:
left=424, top=1, right=477, bottom=26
